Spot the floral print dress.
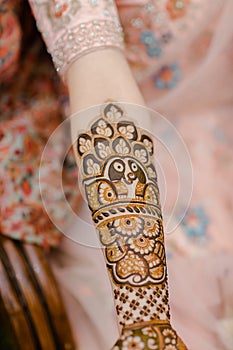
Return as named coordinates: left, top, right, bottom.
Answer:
left=0, top=1, right=233, bottom=349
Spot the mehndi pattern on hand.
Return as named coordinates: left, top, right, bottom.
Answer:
left=75, top=102, right=188, bottom=349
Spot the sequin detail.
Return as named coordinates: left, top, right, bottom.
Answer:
left=52, top=20, right=124, bottom=74
left=29, top=0, right=124, bottom=77
left=140, top=31, right=162, bottom=58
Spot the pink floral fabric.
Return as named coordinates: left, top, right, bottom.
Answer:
left=0, top=0, right=232, bottom=251
left=0, top=0, right=232, bottom=258
left=0, top=0, right=79, bottom=247
left=28, top=0, right=124, bottom=76
left=0, top=1, right=233, bottom=349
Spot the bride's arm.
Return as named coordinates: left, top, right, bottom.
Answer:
left=67, top=48, right=145, bottom=112
left=67, top=51, right=188, bottom=349
left=28, top=0, right=188, bottom=348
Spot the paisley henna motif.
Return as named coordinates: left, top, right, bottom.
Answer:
left=98, top=216, right=166, bottom=286
left=77, top=103, right=163, bottom=286
left=75, top=103, right=188, bottom=349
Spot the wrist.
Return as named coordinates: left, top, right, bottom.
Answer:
left=67, top=49, right=145, bottom=115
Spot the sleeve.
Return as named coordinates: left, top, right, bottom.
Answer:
left=28, top=0, right=124, bottom=77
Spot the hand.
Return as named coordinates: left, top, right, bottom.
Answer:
left=112, top=322, right=188, bottom=350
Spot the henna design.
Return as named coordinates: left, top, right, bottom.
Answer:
left=76, top=103, right=188, bottom=349
left=77, top=103, right=163, bottom=287
left=99, top=217, right=166, bottom=286
left=113, top=283, right=170, bottom=327
left=112, top=321, right=187, bottom=350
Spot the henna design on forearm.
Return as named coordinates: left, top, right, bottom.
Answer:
left=75, top=103, right=188, bottom=349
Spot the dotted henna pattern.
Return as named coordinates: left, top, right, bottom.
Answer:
left=77, top=103, right=166, bottom=287
left=76, top=103, right=188, bottom=349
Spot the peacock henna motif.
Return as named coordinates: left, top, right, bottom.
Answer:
left=75, top=103, right=188, bottom=349
left=76, top=103, right=165, bottom=288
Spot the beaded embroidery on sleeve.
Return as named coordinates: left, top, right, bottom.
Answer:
left=76, top=103, right=188, bottom=350
left=28, top=0, right=124, bottom=76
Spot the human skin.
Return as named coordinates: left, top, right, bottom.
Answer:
left=67, top=49, right=188, bottom=350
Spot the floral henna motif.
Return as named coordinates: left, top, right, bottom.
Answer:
left=111, top=321, right=187, bottom=350
left=76, top=103, right=164, bottom=287
left=76, top=103, right=188, bottom=348
left=99, top=216, right=166, bottom=286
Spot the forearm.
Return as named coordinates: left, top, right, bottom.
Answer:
left=72, top=100, right=187, bottom=349
left=74, top=100, right=168, bottom=322
left=67, top=48, right=145, bottom=113
left=67, top=50, right=187, bottom=349
left=68, top=48, right=152, bottom=152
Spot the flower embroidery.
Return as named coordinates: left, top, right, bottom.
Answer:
left=166, top=0, right=190, bottom=20
left=161, top=32, right=173, bottom=44
left=181, top=205, right=209, bottom=240
left=10, top=221, right=22, bottom=231
left=122, top=336, right=145, bottom=350
left=140, top=31, right=162, bottom=58
left=0, top=177, right=6, bottom=196
left=128, top=234, right=155, bottom=254
left=154, top=63, right=181, bottom=89
left=5, top=163, right=20, bottom=182
left=50, top=1, right=68, bottom=18
left=21, top=177, right=32, bottom=196
left=47, top=0, right=81, bottom=27
left=113, top=217, right=143, bottom=236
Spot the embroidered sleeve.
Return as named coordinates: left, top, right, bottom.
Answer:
left=28, top=0, right=124, bottom=77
